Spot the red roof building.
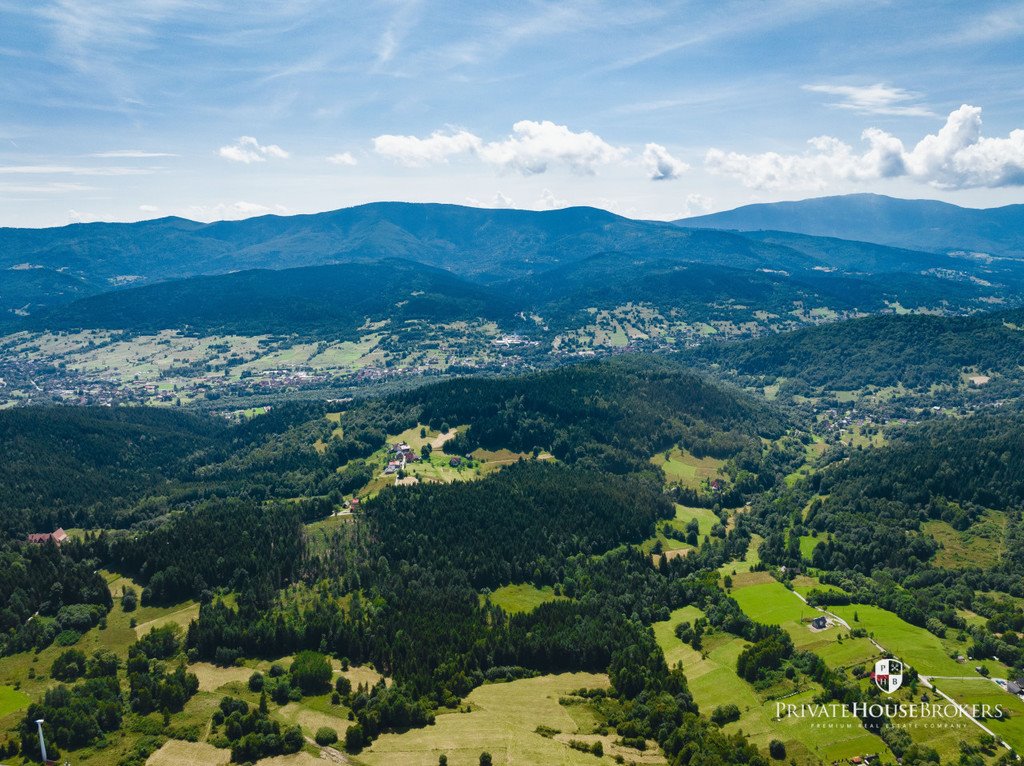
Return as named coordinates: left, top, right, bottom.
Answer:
left=27, top=527, right=69, bottom=545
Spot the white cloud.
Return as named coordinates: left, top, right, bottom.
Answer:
left=492, top=191, right=514, bottom=208
left=138, top=204, right=158, bottom=212
left=183, top=201, right=289, bottom=222
left=91, top=149, right=177, bottom=158
left=642, top=143, right=689, bottom=180
left=326, top=151, right=358, bottom=166
left=681, top=193, right=713, bottom=216
left=218, top=136, right=290, bottom=164
left=373, top=120, right=628, bottom=175
left=477, top=120, right=628, bottom=175
left=705, top=105, right=1024, bottom=190
left=803, top=83, right=936, bottom=117
left=372, top=129, right=482, bottom=166
left=535, top=188, right=568, bottom=209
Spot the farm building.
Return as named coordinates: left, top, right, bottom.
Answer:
left=27, top=527, right=68, bottom=545
left=810, top=616, right=828, bottom=630
left=449, top=456, right=463, bottom=467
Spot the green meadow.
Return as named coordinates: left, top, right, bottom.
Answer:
left=650, top=447, right=725, bottom=490
left=0, top=685, right=30, bottom=719
left=485, top=584, right=565, bottom=614
left=936, top=678, right=1024, bottom=753
left=827, top=604, right=982, bottom=677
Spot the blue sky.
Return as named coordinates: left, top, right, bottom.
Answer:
left=1, top=0, right=1023, bottom=227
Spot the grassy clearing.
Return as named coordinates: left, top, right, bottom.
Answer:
left=650, top=448, right=724, bottom=490
left=146, top=739, right=230, bottom=766
left=652, top=608, right=887, bottom=765
left=135, top=602, right=201, bottom=639
left=923, top=510, right=1007, bottom=570
left=485, top=584, right=565, bottom=614
left=0, top=684, right=30, bottom=718
left=256, top=753, right=323, bottom=766
left=359, top=673, right=611, bottom=766
left=277, top=693, right=352, bottom=738
left=798, top=533, right=831, bottom=560
left=718, top=534, right=762, bottom=576
left=643, top=504, right=721, bottom=557
left=190, top=662, right=256, bottom=693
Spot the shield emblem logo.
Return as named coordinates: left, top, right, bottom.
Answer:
left=871, top=658, right=903, bottom=694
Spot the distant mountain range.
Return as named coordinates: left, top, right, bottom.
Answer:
left=4, top=196, right=1024, bottom=333
left=679, top=193, right=1024, bottom=259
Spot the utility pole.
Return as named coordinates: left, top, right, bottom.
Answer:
left=35, top=718, right=47, bottom=763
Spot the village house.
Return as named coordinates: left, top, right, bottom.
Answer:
left=810, top=616, right=828, bottom=630
left=27, top=527, right=69, bottom=546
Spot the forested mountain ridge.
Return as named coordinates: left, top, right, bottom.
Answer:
left=4, top=199, right=1022, bottom=321
left=680, top=193, right=1024, bottom=258
left=699, top=308, right=1024, bottom=394
left=27, top=259, right=514, bottom=337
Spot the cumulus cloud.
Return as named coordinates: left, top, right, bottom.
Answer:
left=642, top=143, right=689, bottom=180
left=372, top=129, right=481, bottom=166
left=492, top=191, right=514, bottom=208
left=705, top=105, right=1024, bottom=190
left=478, top=121, right=628, bottom=175
left=326, top=151, right=358, bottom=166
left=218, top=136, right=290, bottom=164
left=803, top=83, right=935, bottom=117
left=138, top=204, right=159, bottom=212
left=535, top=188, right=568, bottom=209
left=373, top=120, right=627, bottom=175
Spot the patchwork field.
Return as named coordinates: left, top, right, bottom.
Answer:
left=358, top=673, right=614, bottom=766
left=652, top=608, right=888, bottom=766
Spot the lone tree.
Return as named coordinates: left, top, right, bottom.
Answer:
left=290, top=650, right=332, bottom=695
left=315, top=726, right=338, bottom=746
left=480, top=752, right=492, bottom=766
